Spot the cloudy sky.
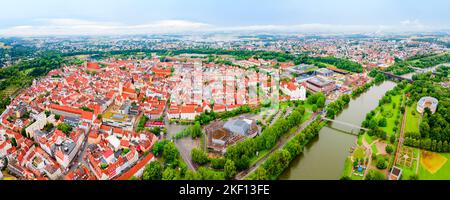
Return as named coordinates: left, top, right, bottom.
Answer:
left=0, top=0, right=449, bottom=36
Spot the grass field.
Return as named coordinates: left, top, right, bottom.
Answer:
left=364, top=133, right=374, bottom=145
left=376, top=94, right=402, bottom=137
left=0, top=85, right=20, bottom=98
left=341, top=157, right=352, bottom=177
left=405, top=103, right=420, bottom=133
left=420, top=151, right=448, bottom=174
left=397, top=147, right=419, bottom=180
left=353, top=147, right=366, bottom=160
left=357, top=134, right=363, bottom=146
left=418, top=152, right=450, bottom=180
left=371, top=144, right=378, bottom=155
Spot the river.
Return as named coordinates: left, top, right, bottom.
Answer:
left=280, top=81, right=397, bottom=180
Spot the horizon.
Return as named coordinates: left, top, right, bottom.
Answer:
left=1, top=0, right=450, bottom=36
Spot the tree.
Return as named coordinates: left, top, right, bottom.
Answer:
left=54, top=114, right=61, bottom=121
left=57, top=123, right=72, bottom=134
left=316, top=96, right=326, bottom=108
left=10, top=138, right=17, bottom=147
left=163, top=142, right=180, bottom=165
left=409, top=174, right=419, bottom=180
left=376, top=158, right=387, bottom=169
left=152, top=140, right=168, bottom=156
left=342, top=94, right=351, bottom=105
left=43, top=123, right=54, bottom=132
left=366, top=170, right=385, bottom=180
left=390, top=135, right=396, bottom=144
left=190, top=122, right=203, bottom=139
left=162, top=167, right=178, bottom=180
left=253, top=168, right=268, bottom=180
left=368, top=119, right=378, bottom=130
left=150, top=127, right=161, bottom=136
left=184, top=170, right=200, bottom=180
left=143, top=161, right=163, bottom=180
left=437, top=140, right=443, bottom=152
left=431, top=140, right=437, bottom=152
left=378, top=117, right=387, bottom=127
left=311, top=105, right=318, bottom=112
left=385, top=145, right=394, bottom=154
left=191, top=148, right=209, bottom=165
left=443, top=141, right=449, bottom=152
left=211, top=157, right=227, bottom=169
left=224, top=160, right=237, bottom=180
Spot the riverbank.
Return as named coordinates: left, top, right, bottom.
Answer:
left=280, top=81, right=397, bottom=180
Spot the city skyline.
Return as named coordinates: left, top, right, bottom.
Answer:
left=1, top=0, right=450, bottom=36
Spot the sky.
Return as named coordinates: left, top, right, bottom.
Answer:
left=0, top=0, right=449, bottom=36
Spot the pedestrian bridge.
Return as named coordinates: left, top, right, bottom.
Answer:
left=380, top=71, right=413, bottom=83
left=321, top=117, right=370, bottom=135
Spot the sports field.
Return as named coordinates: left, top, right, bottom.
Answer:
left=419, top=151, right=450, bottom=180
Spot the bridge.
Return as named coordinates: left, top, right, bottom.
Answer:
left=380, top=71, right=413, bottom=83
left=408, top=65, right=439, bottom=75
left=321, top=117, right=370, bottom=135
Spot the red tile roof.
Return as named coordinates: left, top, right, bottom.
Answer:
left=115, top=153, right=154, bottom=180
left=87, top=62, right=100, bottom=70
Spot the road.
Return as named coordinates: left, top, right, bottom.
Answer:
left=235, top=112, right=318, bottom=180
left=67, top=130, right=91, bottom=173
left=393, top=104, right=407, bottom=168
left=175, top=137, right=198, bottom=171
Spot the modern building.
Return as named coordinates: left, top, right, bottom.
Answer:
left=223, top=118, right=258, bottom=138
left=417, top=97, right=439, bottom=114
left=102, top=112, right=135, bottom=131
left=306, top=76, right=336, bottom=94
left=315, top=68, right=334, bottom=77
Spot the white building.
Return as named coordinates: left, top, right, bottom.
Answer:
left=106, top=135, right=121, bottom=151
left=281, top=82, right=306, bottom=101
left=26, top=112, right=56, bottom=138
left=417, top=96, right=439, bottom=114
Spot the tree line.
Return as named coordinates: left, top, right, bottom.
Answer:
left=387, top=53, right=450, bottom=75
left=247, top=118, right=324, bottom=180
left=294, top=54, right=363, bottom=73
left=225, top=105, right=307, bottom=171
left=403, top=73, right=450, bottom=152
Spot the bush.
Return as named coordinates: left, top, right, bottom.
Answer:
left=376, top=158, right=387, bottom=169
left=191, top=148, right=210, bottom=165
left=385, top=145, right=394, bottom=154
left=210, top=157, right=227, bottom=170
left=366, top=170, right=385, bottom=180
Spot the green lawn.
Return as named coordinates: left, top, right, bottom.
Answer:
left=364, top=133, right=374, bottom=145
left=376, top=94, right=402, bottom=137
left=418, top=153, right=450, bottom=180
left=371, top=144, right=378, bottom=155
left=357, top=134, right=363, bottom=146
left=0, top=85, right=20, bottom=97
left=353, top=148, right=366, bottom=160
left=405, top=103, right=420, bottom=133
left=398, top=148, right=419, bottom=180
left=341, top=157, right=353, bottom=177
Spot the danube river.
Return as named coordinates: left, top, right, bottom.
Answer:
left=280, top=81, right=397, bottom=180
